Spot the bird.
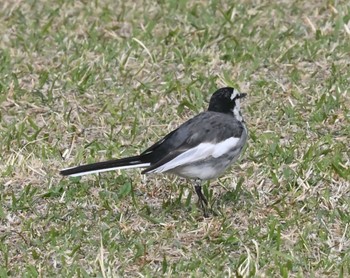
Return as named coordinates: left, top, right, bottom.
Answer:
left=60, top=87, right=248, bottom=217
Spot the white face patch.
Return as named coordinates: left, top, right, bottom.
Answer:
left=230, top=89, right=241, bottom=100
left=232, top=99, right=243, bottom=122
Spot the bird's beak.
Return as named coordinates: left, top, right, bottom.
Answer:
left=238, top=93, right=247, bottom=99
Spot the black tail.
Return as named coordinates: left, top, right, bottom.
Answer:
left=60, top=155, right=150, bottom=177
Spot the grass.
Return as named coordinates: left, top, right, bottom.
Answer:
left=0, top=0, right=349, bottom=277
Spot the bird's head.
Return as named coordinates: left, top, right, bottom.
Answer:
left=208, top=87, right=246, bottom=120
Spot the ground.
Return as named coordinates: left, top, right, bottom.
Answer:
left=0, top=0, right=349, bottom=277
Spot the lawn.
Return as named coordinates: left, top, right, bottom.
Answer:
left=1, top=0, right=349, bottom=277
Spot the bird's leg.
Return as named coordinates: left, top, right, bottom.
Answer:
left=194, top=179, right=209, bottom=218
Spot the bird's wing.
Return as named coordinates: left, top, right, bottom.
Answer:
left=145, top=137, right=241, bottom=173
left=141, top=111, right=245, bottom=173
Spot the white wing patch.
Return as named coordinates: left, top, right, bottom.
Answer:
left=149, top=137, right=240, bottom=173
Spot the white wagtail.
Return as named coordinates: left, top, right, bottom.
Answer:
left=60, top=87, right=247, bottom=216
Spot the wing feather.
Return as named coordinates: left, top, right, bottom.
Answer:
left=145, top=137, right=241, bottom=173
